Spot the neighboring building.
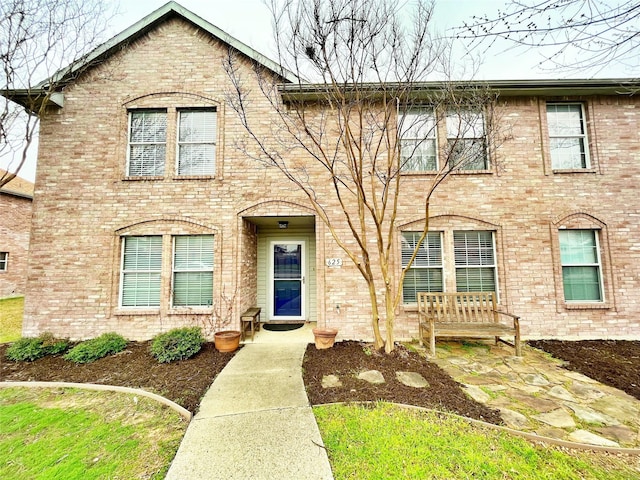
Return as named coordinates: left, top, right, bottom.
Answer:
left=0, top=171, right=34, bottom=297
left=5, top=2, right=639, bottom=341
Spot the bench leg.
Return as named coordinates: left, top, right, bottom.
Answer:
left=515, top=331, right=522, bottom=357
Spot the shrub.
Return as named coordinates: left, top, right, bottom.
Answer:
left=5, top=333, right=69, bottom=362
left=151, top=327, right=205, bottom=363
left=64, top=332, right=127, bottom=364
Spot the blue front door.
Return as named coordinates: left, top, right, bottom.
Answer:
left=271, top=241, right=305, bottom=319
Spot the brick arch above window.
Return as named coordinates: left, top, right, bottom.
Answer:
left=122, top=91, right=222, bottom=109
left=398, top=213, right=500, bottom=232
left=115, top=217, right=220, bottom=236
left=552, top=211, right=606, bottom=230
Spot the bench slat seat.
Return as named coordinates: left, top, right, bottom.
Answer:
left=418, top=292, right=521, bottom=357
left=240, top=307, right=261, bottom=341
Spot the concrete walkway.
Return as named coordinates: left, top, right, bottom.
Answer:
left=165, top=340, right=334, bottom=479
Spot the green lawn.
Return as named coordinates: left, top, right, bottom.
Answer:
left=314, top=403, right=639, bottom=480
left=0, top=296, right=23, bottom=343
left=0, top=387, right=187, bottom=480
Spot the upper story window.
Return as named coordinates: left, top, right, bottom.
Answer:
left=399, top=109, right=437, bottom=172
left=446, top=110, right=487, bottom=170
left=0, top=252, right=7, bottom=271
left=177, top=109, right=217, bottom=176
left=127, top=110, right=167, bottom=177
left=546, top=103, right=590, bottom=170
left=559, top=229, right=603, bottom=302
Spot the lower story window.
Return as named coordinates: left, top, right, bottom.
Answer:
left=454, top=231, right=496, bottom=292
left=402, top=232, right=443, bottom=303
left=0, top=252, right=7, bottom=271
left=121, top=236, right=162, bottom=307
left=559, top=229, right=603, bottom=301
left=172, top=235, right=214, bottom=306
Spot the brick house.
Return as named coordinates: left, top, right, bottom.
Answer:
left=0, top=172, right=34, bottom=297
left=5, top=2, right=639, bottom=341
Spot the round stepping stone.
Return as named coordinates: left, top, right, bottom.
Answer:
left=321, top=375, right=342, bottom=389
left=396, top=371, right=429, bottom=388
left=357, top=370, right=385, bottom=384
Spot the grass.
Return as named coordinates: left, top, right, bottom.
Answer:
left=314, top=403, right=640, bottom=480
left=0, top=296, right=23, bottom=343
left=0, top=387, right=188, bottom=479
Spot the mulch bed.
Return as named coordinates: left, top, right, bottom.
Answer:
left=0, top=341, right=236, bottom=413
left=528, top=340, right=640, bottom=401
left=302, top=341, right=503, bottom=424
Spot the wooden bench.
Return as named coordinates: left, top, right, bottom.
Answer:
left=418, top=292, right=521, bottom=357
left=240, top=307, right=261, bottom=341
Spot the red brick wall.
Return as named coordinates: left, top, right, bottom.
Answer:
left=23, top=17, right=640, bottom=341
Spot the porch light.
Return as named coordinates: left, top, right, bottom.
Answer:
left=278, top=221, right=289, bottom=229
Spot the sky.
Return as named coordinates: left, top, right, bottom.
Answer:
left=7, top=0, right=635, bottom=181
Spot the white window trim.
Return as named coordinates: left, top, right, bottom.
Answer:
left=399, top=108, right=438, bottom=172
left=175, top=109, right=217, bottom=177
left=401, top=231, right=444, bottom=303
left=171, top=235, right=215, bottom=308
left=453, top=230, right=498, bottom=293
left=559, top=229, right=604, bottom=303
left=547, top=102, right=591, bottom=170
left=445, top=109, right=488, bottom=170
left=0, top=252, right=8, bottom=271
left=119, top=236, right=162, bottom=309
left=126, top=110, right=168, bottom=177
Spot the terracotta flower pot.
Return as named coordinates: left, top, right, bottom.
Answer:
left=214, top=330, right=241, bottom=353
left=312, top=327, right=338, bottom=349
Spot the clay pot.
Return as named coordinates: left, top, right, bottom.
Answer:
left=214, top=330, right=241, bottom=352
left=312, top=327, right=338, bottom=349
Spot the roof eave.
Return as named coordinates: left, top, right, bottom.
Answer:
left=279, top=78, right=640, bottom=101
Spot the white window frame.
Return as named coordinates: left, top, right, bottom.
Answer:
left=171, top=235, right=215, bottom=307
left=401, top=232, right=444, bottom=304
left=453, top=231, right=497, bottom=292
left=399, top=108, right=438, bottom=172
left=119, top=236, right=163, bottom=308
left=126, top=110, right=167, bottom=177
left=559, top=229, right=604, bottom=302
left=0, top=252, right=7, bottom=271
left=176, top=109, right=217, bottom=176
left=546, top=103, right=590, bottom=170
left=446, top=110, right=488, bottom=170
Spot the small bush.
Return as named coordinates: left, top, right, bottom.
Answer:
left=5, top=333, right=69, bottom=362
left=150, top=327, right=205, bottom=363
left=64, top=332, right=127, bottom=364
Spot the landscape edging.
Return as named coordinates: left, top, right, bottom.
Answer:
left=0, top=381, right=192, bottom=421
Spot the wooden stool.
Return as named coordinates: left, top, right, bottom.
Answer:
left=240, top=307, right=261, bottom=341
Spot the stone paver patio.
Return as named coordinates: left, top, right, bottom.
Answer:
left=322, top=341, right=640, bottom=449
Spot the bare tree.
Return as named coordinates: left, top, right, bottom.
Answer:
left=0, top=0, right=116, bottom=187
left=459, top=0, right=640, bottom=73
left=225, top=0, right=502, bottom=352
